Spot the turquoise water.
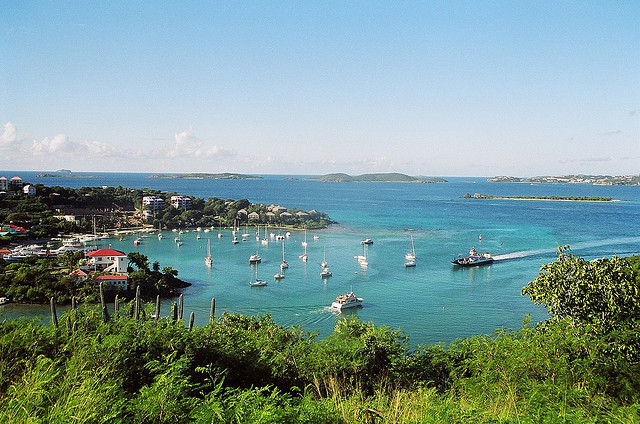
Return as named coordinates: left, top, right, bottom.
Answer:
left=1, top=172, right=639, bottom=346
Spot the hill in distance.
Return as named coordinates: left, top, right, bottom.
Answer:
left=308, top=173, right=447, bottom=183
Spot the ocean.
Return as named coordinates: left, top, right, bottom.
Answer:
left=1, top=171, right=639, bottom=346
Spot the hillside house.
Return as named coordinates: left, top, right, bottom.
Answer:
left=87, top=248, right=128, bottom=273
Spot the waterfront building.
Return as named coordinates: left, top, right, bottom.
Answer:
left=170, top=195, right=192, bottom=210
left=95, top=274, right=128, bottom=290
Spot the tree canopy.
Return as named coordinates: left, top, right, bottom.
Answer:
left=522, top=246, right=640, bottom=331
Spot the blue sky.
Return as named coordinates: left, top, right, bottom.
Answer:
left=1, top=1, right=638, bottom=176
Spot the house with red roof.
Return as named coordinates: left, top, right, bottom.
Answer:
left=87, top=248, right=128, bottom=273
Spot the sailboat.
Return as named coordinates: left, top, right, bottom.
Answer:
left=299, top=242, right=308, bottom=262
left=249, top=262, right=267, bottom=286
left=242, top=224, right=250, bottom=238
left=261, top=224, right=269, bottom=245
left=204, top=239, right=212, bottom=267
left=301, top=230, right=308, bottom=247
left=280, top=242, right=289, bottom=270
left=405, top=233, right=416, bottom=260
left=321, top=246, right=328, bottom=268
left=355, top=243, right=368, bottom=267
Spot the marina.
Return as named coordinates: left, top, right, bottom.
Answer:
left=0, top=172, right=638, bottom=346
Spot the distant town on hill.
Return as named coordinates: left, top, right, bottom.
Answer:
left=308, top=173, right=447, bottom=183
left=487, top=175, right=639, bottom=185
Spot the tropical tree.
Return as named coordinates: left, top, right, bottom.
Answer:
left=522, top=246, right=640, bottom=331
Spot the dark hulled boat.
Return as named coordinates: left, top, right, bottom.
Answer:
left=452, top=247, right=494, bottom=267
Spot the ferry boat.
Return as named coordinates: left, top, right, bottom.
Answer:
left=451, top=247, right=494, bottom=267
left=331, top=292, right=363, bottom=310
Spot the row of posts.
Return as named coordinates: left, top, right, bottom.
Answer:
left=50, top=282, right=215, bottom=332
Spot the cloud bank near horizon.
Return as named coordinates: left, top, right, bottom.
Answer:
left=1, top=121, right=638, bottom=176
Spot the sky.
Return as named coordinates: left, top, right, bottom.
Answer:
left=1, top=1, right=638, bottom=177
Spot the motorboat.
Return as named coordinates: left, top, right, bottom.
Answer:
left=331, top=292, right=363, bottom=310
left=451, top=247, right=494, bottom=267
left=273, top=272, right=285, bottom=280
left=320, top=268, right=332, bottom=278
left=360, top=238, right=373, bottom=245
left=249, top=252, right=262, bottom=263
left=404, top=260, right=416, bottom=267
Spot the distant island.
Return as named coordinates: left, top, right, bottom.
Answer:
left=36, top=172, right=93, bottom=178
left=487, top=175, right=639, bottom=185
left=148, top=173, right=262, bottom=180
left=463, top=193, right=614, bottom=202
left=308, top=173, right=447, bottom=183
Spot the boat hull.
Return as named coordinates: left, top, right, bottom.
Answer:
left=451, top=257, right=493, bottom=267
left=331, top=299, right=363, bottom=309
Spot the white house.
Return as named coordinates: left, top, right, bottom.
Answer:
left=23, top=184, right=36, bottom=196
left=87, top=248, right=128, bottom=273
left=170, top=195, right=192, bottom=210
left=142, top=195, right=165, bottom=210
left=96, top=274, right=128, bottom=290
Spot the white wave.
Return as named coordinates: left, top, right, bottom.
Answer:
left=493, top=236, right=640, bottom=262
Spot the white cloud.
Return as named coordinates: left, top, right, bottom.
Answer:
left=32, top=133, right=76, bottom=155
left=0, top=122, right=18, bottom=147
left=166, top=126, right=232, bottom=159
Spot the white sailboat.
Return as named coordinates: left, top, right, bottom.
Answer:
left=204, top=239, right=212, bottom=267
left=405, top=233, right=416, bottom=260
left=249, top=262, right=267, bottom=286
left=299, top=242, right=308, bottom=262
left=355, top=243, right=368, bottom=267
left=321, top=246, right=328, bottom=268
left=280, top=242, right=289, bottom=270
left=301, top=230, right=308, bottom=247
left=261, top=224, right=269, bottom=245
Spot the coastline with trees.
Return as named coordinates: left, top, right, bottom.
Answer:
left=0, top=249, right=638, bottom=421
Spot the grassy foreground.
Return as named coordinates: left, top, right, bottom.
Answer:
left=0, top=304, right=638, bottom=423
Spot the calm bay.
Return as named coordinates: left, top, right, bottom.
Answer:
left=1, top=171, right=638, bottom=346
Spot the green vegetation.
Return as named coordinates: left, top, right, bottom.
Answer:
left=463, top=193, right=614, bottom=201
left=0, top=184, right=335, bottom=242
left=148, top=173, right=262, bottom=180
left=309, top=173, right=447, bottom=183
left=0, top=250, right=638, bottom=422
left=0, top=252, right=189, bottom=304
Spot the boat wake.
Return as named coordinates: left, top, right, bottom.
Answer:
left=493, top=236, right=640, bottom=262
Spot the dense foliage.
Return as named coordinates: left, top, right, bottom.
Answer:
left=0, top=252, right=189, bottom=304
left=0, top=252, right=638, bottom=422
left=0, top=184, right=335, bottom=241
